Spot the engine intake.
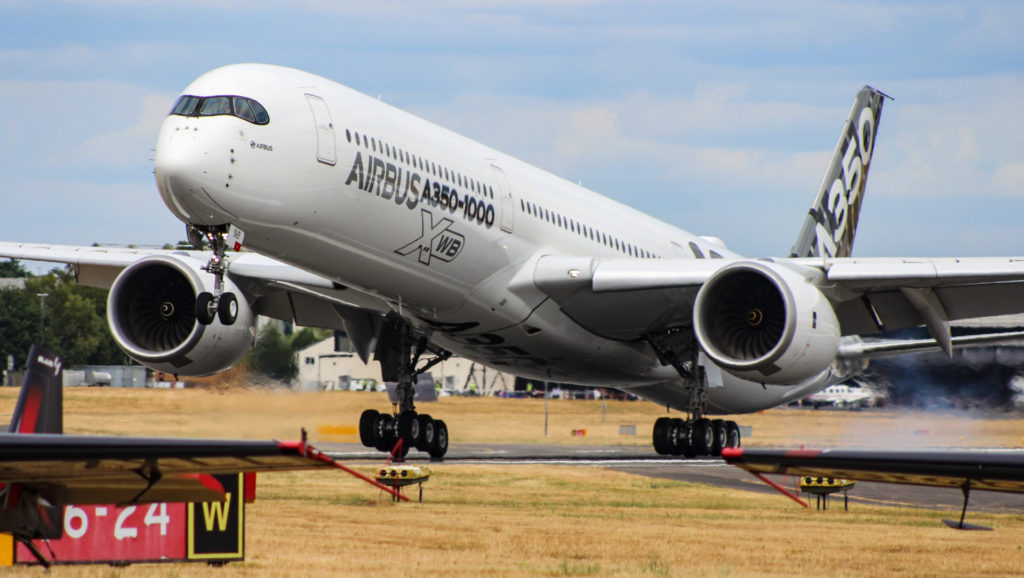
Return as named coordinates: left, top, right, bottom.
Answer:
left=107, top=255, right=254, bottom=376
left=694, top=261, right=839, bottom=385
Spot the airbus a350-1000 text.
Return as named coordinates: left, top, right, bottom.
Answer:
left=4, top=65, right=1024, bottom=459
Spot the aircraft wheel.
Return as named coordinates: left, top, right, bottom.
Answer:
left=373, top=414, right=395, bottom=452
left=711, top=419, right=727, bottom=456
left=692, top=418, right=713, bottom=456
left=358, top=409, right=379, bottom=447
left=682, top=425, right=698, bottom=459
left=669, top=418, right=688, bottom=456
left=652, top=417, right=673, bottom=455
left=217, top=292, right=238, bottom=325
left=415, top=414, right=434, bottom=451
left=428, top=420, right=448, bottom=458
left=195, top=292, right=216, bottom=325
left=725, top=421, right=741, bottom=449
left=397, top=410, right=420, bottom=444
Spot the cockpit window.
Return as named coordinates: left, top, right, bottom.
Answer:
left=169, top=94, right=270, bottom=125
left=171, top=95, right=200, bottom=116
left=199, top=96, right=232, bottom=116
left=232, top=97, right=256, bottom=122
left=249, top=99, right=270, bottom=124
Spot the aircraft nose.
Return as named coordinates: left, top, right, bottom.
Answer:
left=154, top=115, right=237, bottom=226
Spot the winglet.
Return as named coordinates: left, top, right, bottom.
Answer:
left=9, top=345, right=63, bottom=434
left=790, top=86, right=891, bottom=258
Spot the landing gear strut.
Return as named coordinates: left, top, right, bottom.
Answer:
left=646, top=332, right=742, bottom=458
left=358, top=316, right=451, bottom=460
left=189, top=225, right=238, bottom=326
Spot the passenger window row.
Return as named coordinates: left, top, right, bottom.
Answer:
left=345, top=129, right=494, bottom=200
left=520, top=198, right=658, bottom=259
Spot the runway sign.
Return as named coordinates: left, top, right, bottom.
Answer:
left=9, top=473, right=246, bottom=566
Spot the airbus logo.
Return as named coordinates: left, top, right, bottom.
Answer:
left=395, top=209, right=465, bottom=265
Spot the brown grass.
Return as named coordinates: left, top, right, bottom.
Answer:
left=6, top=387, right=1024, bottom=575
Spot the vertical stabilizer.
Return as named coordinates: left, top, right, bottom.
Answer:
left=9, top=345, right=63, bottom=434
left=790, top=86, right=890, bottom=258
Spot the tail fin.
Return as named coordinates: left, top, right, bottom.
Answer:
left=9, top=345, right=63, bottom=434
left=790, top=86, right=891, bottom=258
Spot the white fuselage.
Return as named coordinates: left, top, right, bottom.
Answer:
left=154, top=64, right=846, bottom=414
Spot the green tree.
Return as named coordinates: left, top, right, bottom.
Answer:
left=249, top=324, right=298, bottom=382
left=290, top=326, right=330, bottom=352
left=15, top=269, right=122, bottom=367
left=0, top=259, right=29, bottom=278
left=0, top=287, right=41, bottom=370
left=245, top=325, right=332, bottom=383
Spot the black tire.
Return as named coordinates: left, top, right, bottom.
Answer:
left=725, top=421, right=742, bottom=449
left=692, top=418, right=714, bottom=456
left=373, top=414, right=395, bottom=452
left=711, top=419, right=728, bottom=456
left=195, top=292, right=216, bottom=325
left=428, top=420, right=448, bottom=458
left=682, top=423, right=698, bottom=458
left=669, top=418, right=686, bottom=456
left=397, top=410, right=419, bottom=443
left=652, top=417, right=673, bottom=455
left=217, top=292, right=238, bottom=325
left=415, top=414, right=434, bottom=451
left=358, top=409, right=379, bottom=447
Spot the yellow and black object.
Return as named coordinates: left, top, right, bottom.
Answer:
left=375, top=466, right=431, bottom=502
left=800, top=476, right=856, bottom=511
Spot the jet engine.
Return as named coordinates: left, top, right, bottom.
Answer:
left=693, top=260, right=840, bottom=385
left=107, top=255, right=255, bottom=376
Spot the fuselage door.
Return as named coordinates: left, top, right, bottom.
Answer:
left=491, top=164, right=514, bottom=233
left=306, top=94, right=336, bottom=166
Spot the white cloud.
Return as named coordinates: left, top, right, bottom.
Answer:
left=73, top=92, right=175, bottom=169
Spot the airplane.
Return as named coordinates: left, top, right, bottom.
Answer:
left=722, top=447, right=1024, bottom=529
left=803, top=382, right=886, bottom=409
left=0, top=345, right=404, bottom=566
left=3, top=64, right=1024, bottom=461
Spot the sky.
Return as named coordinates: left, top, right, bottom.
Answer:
left=1, top=0, right=1023, bottom=263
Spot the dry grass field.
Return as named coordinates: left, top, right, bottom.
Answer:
left=5, top=386, right=1024, bottom=576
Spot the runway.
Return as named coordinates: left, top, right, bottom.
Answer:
left=324, top=442, right=1024, bottom=517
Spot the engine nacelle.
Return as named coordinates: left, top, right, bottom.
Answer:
left=693, top=260, right=840, bottom=385
left=107, top=255, right=255, bottom=376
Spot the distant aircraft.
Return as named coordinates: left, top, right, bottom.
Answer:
left=3, top=64, right=1024, bottom=460
left=0, top=346, right=402, bottom=566
left=722, top=447, right=1024, bottom=529
left=803, top=382, right=886, bottom=409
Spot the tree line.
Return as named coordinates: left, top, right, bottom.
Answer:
left=0, top=259, right=326, bottom=382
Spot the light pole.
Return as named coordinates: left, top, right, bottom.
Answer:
left=37, top=293, right=49, bottom=342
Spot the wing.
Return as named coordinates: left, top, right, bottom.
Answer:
left=721, top=447, right=1024, bottom=494
left=0, top=242, right=389, bottom=361
left=533, top=255, right=1024, bottom=354
left=0, top=433, right=342, bottom=504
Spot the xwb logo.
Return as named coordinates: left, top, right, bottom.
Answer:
left=396, top=209, right=466, bottom=265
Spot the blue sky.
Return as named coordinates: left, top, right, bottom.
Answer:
left=1, top=0, right=1023, bottom=262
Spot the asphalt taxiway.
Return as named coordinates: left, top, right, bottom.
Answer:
left=324, top=442, right=1024, bottom=516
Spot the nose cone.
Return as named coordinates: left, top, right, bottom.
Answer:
left=154, top=114, right=237, bottom=227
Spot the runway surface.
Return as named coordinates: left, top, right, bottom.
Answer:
left=323, top=442, right=1024, bottom=517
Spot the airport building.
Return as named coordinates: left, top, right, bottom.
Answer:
left=296, top=337, right=514, bottom=394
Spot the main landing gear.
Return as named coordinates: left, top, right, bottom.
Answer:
left=645, top=331, right=742, bottom=458
left=652, top=416, right=741, bottom=458
left=189, top=225, right=239, bottom=326
left=358, top=316, right=451, bottom=460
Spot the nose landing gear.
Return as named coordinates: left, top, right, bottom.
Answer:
left=189, top=225, right=239, bottom=326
